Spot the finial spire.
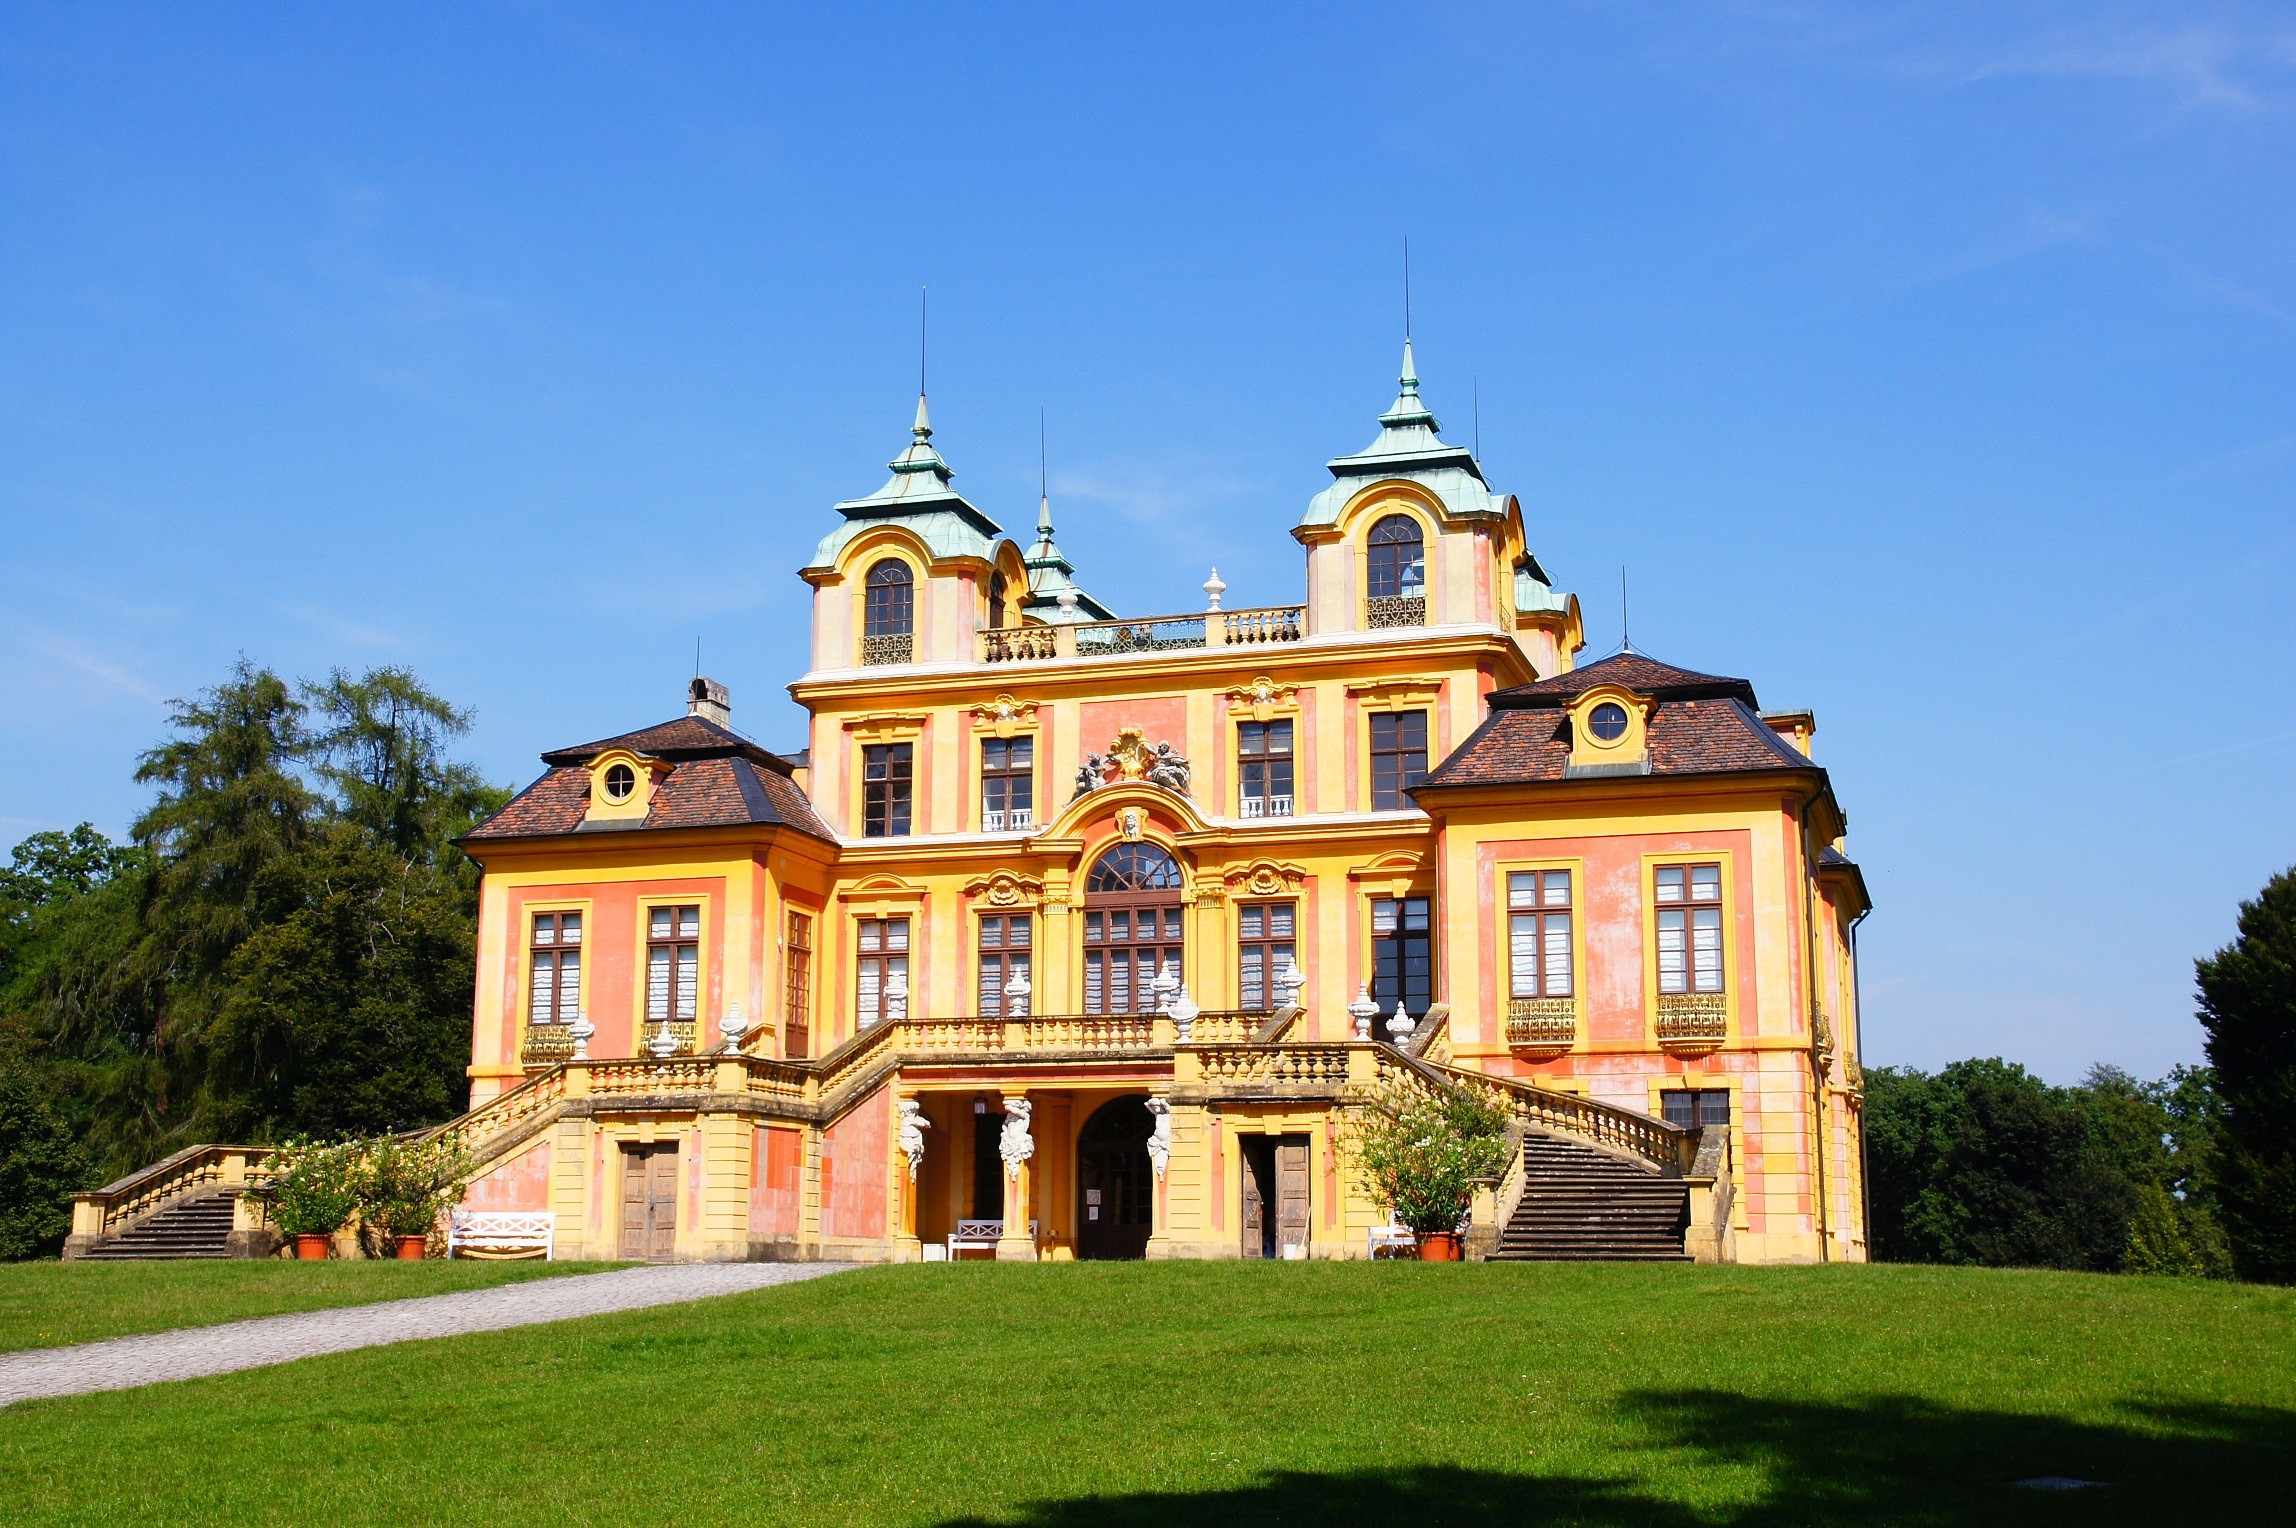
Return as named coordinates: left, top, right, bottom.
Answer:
left=914, top=286, right=930, bottom=439
left=1038, top=408, right=1051, bottom=532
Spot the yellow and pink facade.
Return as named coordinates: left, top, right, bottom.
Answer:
left=449, top=346, right=1871, bottom=1265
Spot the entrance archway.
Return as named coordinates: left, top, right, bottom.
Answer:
left=1076, top=1095, right=1155, bottom=1260
left=1083, top=842, right=1184, bottom=1014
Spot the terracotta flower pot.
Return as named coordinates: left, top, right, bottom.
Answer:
left=393, top=1235, right=428, bottom=1261
left=294, top=1233, right=331, bottom=1261
left=1416, top=1231, right=1463, bottom=1262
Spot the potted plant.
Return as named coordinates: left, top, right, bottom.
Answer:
left=1348, top=1081, right=1512, bottom=1261
left=358, top=1132, right=474, bottom=1260
left=265, top=1138, right=361, bottom=1260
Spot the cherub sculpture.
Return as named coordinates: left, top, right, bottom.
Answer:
left=1145, top=742, right=1192, bottom=795
left=999, top=1098, right=1036, bottom=1179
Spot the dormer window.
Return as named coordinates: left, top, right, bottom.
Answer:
left=585, top=749, right=656, bottom=821
left=863, top=560, right=915, bottom=665
left=603, top=763, right=636, bottom=803
left=1365, top=514, right=1426, bottom=628
left=1587, top=703, right=1629, bottom=742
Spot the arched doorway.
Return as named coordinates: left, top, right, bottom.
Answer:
left=1077, top=1095, right=1155, bottom=1260
left=1083, top=841, right=1184, bottom=1014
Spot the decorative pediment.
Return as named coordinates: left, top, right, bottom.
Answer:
left=961, top=871, right=1046, bottom=909
left=1224, top=676, right=1299, bottom=722
left=1345, top=676, right=1445, bottom=705
left=836, top=872, right=928, bottom=911
left=967, top=694, right=1040, bottom=738
left=1222, top=858, right=1309, bottom=899
left=843, top=713, right=930, bottom=744
left=1347, top=849, right=1428, bottom=896
left=1070, top=727, right=1191, bottom=801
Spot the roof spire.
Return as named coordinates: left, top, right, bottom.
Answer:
left=1037, top=407, right=1053, bottom=537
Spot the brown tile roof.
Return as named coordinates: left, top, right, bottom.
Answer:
left=1489, top=651, right=1753, bottom=706
left=465, top=714, right=832, bottom=844
left=1420, top=679, right=1812, bottom=793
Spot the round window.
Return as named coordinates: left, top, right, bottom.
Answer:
left=603, top=763, right=637, bottom=803
left=1587, top=702, right=1630, bottom=742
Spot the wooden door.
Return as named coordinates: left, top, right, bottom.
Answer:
left=1275, top=1135, right=1311, bottom=1256
left=1240, top=1137, right=1276, bottom=1259
left=1077, top=1096, right=1155, bottom=1260
left=620, top=1144, right=678, bottom=1261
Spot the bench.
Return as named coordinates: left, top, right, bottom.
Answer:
left=1367, top=1219, right=1417, bottom=1259
left=448, top=1210, right=555, bottom=1260
left=946, top=1219, right=1037, bottom=1259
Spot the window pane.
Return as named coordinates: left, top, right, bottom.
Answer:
left=1008, top=917, right=1030, bottom=949
left=1241, top=946, right=1264, bottom=1004
left=1508, top=872, right=1536, bottom=909
left=1656, top=866, right=1684, bottom=903
left=678, top=906, right=699, bottom=938
left=1372, top=900, right=1397, bottom=935
left=675, top=946, right=698, bottom=1019
left=1544, top=914, right=1572, bottom=996
left=533, top=916, right=556, bottom=947
left=885, top=918, right=909, bottom=952
left=1085, top=911, right=1103, bottom=943
left=648, top=946, right=671, bottom=1019
left=561, top=913, right=581, bottom=945
left=1692, top=908, right=1723, bottom=992
left=1691, top=864, right=1722, bottom=902
left=1544, top=871, right=1570, bottom=907
left=1509, top=912, right=1538, bottom=997
left=1269, top=904, right=1293, bottom=937
left=558, top=951, right=581, bottom=1019
left=651, top=907, right=673, bottom=938
left=531, top=951, right=554, bottom=1022
left=1240, top=905, right=1265, bottom=938
left=1657, top=909, right=1686, bottom=994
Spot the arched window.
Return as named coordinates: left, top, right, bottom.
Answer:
left=987, top=570, right=1008, bottom=630
left=1365, top=514, right=1426, bottom=601
left=1084, top=843, right=1184, bottom=1014
left=863, top=560, right=915, bottom=637
left=1087, top=842, right=1183, bottom=892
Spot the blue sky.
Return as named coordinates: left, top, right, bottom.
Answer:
left=3, top=4, right=2291, bottom=1083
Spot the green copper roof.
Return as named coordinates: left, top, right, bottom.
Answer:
left=803, top=394, right=1012, bottom=572
left=1020, top=491, right=1114, bottom=622
left=1299, top=340, right=1509, bottom=529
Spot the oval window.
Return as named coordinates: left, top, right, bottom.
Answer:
left=1587, top=702, right=1629, bottom=742
left=603, top=763, right=637, bottom=802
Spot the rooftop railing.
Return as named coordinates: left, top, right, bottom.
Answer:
left=981, top=604, right=1304, bottom=663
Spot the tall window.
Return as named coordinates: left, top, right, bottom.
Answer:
left=1238, top=720, right=1293, bottom=818
left=1084, top=843, right=1185, bottom=1015
left=1508, top=871, right=1573, bottom=998
left=978, top=915, right=1031, bottom=1015
left=981, top=737, right=1034, bottom=830
left=856, top=917, right=909, bottom=1028
left=1660, top=1088, right=1731, bottom=1130
left=1369, top=711, right=1428, bottom=810
left=645, top=906, right=700, bottom=1028
left=863, top=743, right=913, bottom=837
left=1237, top=902, right=1296, bottom=1011
left=528, top=912, right=582, bottom=1025
left=1365, top=514, right=1425, bottom=599
left=1656, top=864, right=1725, bottom=994
left=783, top=910, right=813, bottom=1059
left=862, top=560, right=914, bottom=664
left=987, top=570, right=1008, bottom=630
left=1371, top=896, right=1432, bottom=1038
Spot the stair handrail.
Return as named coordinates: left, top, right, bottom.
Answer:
left=71, top=1143, right=275, bottom=1237
left=1384, top=1050, right=1697, bottom=1175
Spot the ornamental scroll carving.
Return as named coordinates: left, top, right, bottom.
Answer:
left=1222, top=858, right=1308, bottom=901
left=1070, top=727, right=1192, bottom=801
left=968, top=694, right=1039, bottom=739
left=961, top=871, right=1046, bottom=909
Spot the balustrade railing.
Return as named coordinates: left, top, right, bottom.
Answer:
left=1238, top=794, right=1292, bottom=819
left=1654, top=993, right=1729, bottom=1050
left=1505, top=997, right=1578, bottom=1052
left=975, top=605, right=1308, bottom=664
left=981, top=807, right=1034, bottom=831
left=73, top=1144, right=276, bottom=1237
left=1398, top=1054, right=1696, bottom=1173
left=1195, top=1043, right=1355, bottom=1088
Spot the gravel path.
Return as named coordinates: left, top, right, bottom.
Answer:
left=0, top=1261, right=855, bottom=1408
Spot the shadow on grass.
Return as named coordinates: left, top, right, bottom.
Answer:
left=938, top=1392, right=2294, bottom=1526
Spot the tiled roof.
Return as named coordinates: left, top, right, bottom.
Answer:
left=466, top=715, right=832, bottom=844
left=1419, top=693, right=1811, bottom=790
left=1489, top=651, right=1752, bottom=706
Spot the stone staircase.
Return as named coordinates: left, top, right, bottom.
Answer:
left=1492, top=1132, right=1692, bottom=1262
left=76, top=1190, right=239, bottom=1260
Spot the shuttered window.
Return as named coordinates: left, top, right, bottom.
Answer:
left=857, top=917, right=909, bottom=1028
left=978, top=915, right=1031, bottom=1016
left=1656, top=864, right=1724, bottom=994
left=1237, top=901, right=1296, bottom=1011
left=646, top=905, right=700, bottom=1021
left=1507, top=871, right=1573, bottom=998
left=528, top=912, right=582, bottom=1024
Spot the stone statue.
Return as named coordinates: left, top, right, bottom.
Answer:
left=1071, top=754, right=1107, bottom=801
left=1144, top=1097, right=1172, bottom=1181
left=897, top=1097, right=930, bottom=1181
left=999, top=1098, right=1035, bottom=1180
left=1145, top=742, right=1192, bottom=795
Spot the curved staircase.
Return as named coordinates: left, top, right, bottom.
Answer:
left=1492, top=1133, right=1692, bottom=1262
left=75, top=1189, right=239, bottom=1260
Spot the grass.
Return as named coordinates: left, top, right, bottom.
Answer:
left=0, top=1261, right=2289, bottom=1525
left=0, top=1257, right=621, bottom=1354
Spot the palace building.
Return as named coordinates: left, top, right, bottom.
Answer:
left=434, top=343, right=1871, bottom=1266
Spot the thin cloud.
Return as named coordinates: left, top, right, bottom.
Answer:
left=1961, top=20, right=2296, bottom=111
left=23, top=633, right=166, bottom=704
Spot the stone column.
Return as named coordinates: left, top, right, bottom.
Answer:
left=994, top=1094, right=1038, bottom=1261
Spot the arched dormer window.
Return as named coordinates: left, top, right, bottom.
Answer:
left=1365, top=514, right=1427, bottom=628
left=987, top=570, right=1008, bottom=630
left=862, top=559, right=915, bottom=665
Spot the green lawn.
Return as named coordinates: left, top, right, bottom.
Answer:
left=0, top=1258, right=620, bottom=1354
left=0, top=1262, right=2288, bottom=1525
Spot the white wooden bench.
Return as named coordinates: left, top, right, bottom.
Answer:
left=1367, top=1219, right=1417, bottom=1259
left=946, top=1219, right=1037, bottom=1259
left=448, top=1210, right=555, bottom=1260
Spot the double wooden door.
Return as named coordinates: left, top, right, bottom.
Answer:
left=620, top=1143, right=678, bottom=1261
left=1241, top=1135, right=1310, bottom=1258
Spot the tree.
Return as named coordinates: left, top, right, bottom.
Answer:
left=2196, top=866, right=2296, bottom=1284
left=302, top=667, right=505, bottom=867
left=0, top=1058, right=93, bottom=1260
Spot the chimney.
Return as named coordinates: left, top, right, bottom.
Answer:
left=688, top=676, right=731, bottom=727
